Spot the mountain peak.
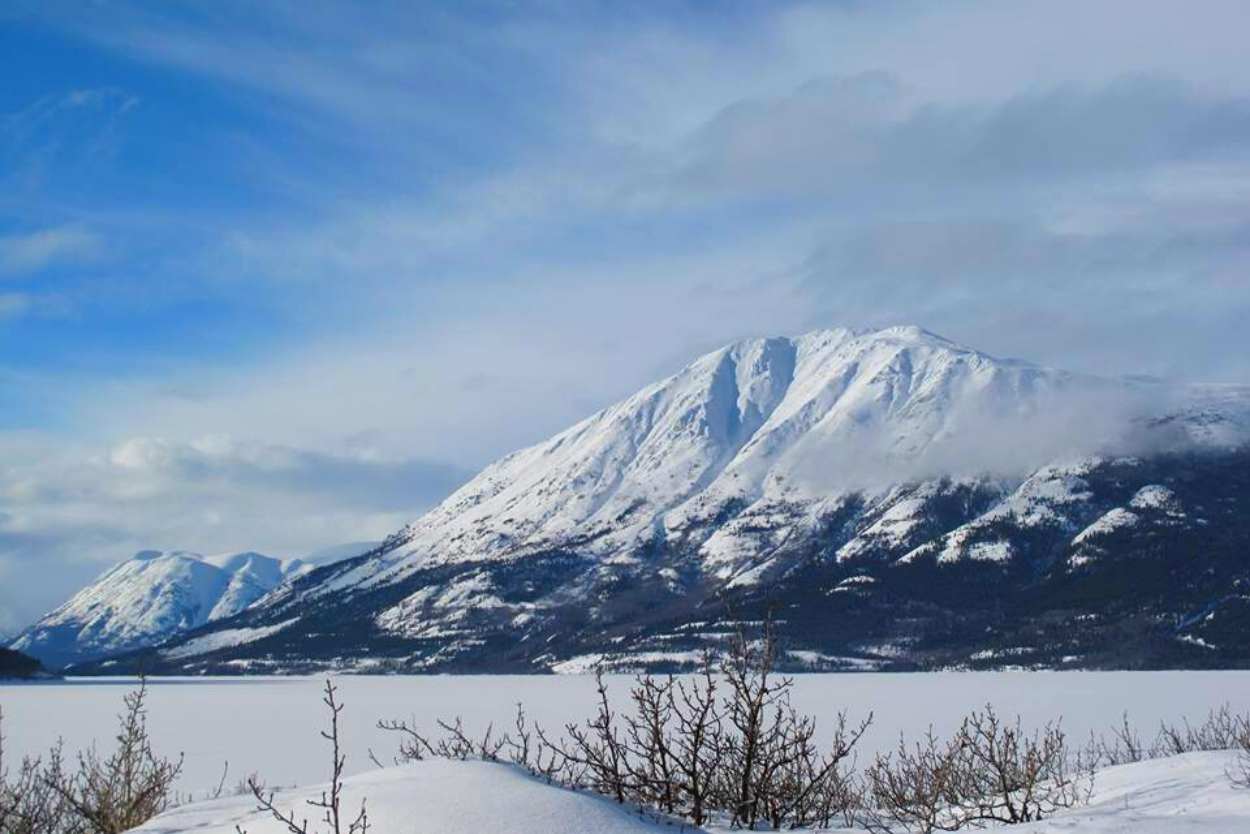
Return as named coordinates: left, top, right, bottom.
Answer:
left=324, top=329, right=1089, bottom=590
left=75, top=328, right=1250, bottom=675
left=788, top=324, right=956, bottom=347
left=11, top=548, right=283, bottom=668
left=353, top=326, right=1248, bottom=588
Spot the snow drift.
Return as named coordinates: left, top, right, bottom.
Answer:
left=127, top=752, right=1250, bottom=834
left=129, top=759, right=697, bottom=834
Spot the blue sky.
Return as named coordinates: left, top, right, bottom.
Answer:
left=2, top=0, right=1250, bottom=630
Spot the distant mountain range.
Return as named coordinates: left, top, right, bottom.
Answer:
left=9, top=544, right=377, bottom=668
left=16, top=326, right=1250, bottom=674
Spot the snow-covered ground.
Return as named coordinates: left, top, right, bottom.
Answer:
left=129, top=750, right=1250, bottom=834
left=1015, top=751, right=1248, bottom=833
left=4, top=672, right=1248, bottom=832
left=3, top=671, right=1249, bottom=800
left=131, top=759, right=680, bottom=834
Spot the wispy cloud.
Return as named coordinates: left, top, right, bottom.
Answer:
left=0, top=225, right=101, bottom=276
left=0, top=293, right=31, bottom=319
left=0, top=87, right=139, bottom=197
left=0, top=430, right=470, bottom=627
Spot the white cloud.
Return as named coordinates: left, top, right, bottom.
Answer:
left=0, top=226, right=100, bottom=276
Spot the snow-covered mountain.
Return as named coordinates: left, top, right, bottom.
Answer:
left=69, top=327, right=1250, bottom=674
left=294, top=325, right=1245, bottom=599
left=11, top=549, right=337, bottom=669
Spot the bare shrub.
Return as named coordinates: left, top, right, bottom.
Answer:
left=759, top=709, right=868, bottom=830
left=379, top=623, right=870, bottom=830
left=1230, top=731, right=1250, bottom=790
left=864, top=728, right=965, bottom=834
left=1083, top=712, right=1146, bottom=768
left=863, top=706, right=1090, bottom=832
left=716, top=625, right=870, bottom=829
left=1, top=709, right=76, bottom=834
left=1207, top=707, right=1250, bottom=790
left=717, top=626, right=790, bottom=827
left=623, top=672, right=678, bottom=814
left=376, top=703, right=546, bottom=767
left=46, top=680, right=183, bottom=834
left=538, top=669, right=633, bottom=802
left=664, top=660, right=721, bottom=826
left=953, top=706, right=1090, bottom=824
left=1153, top=704, right=1250, bottom=757
left=239, top=680, right=368, bottom=834
left=1084, top=705, right=1250, bottom=791
left=377, top=714, right=507, bottom=762
left=3, top=681, right=182, bottom=834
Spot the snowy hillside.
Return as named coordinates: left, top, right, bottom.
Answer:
left=10, top=550, right=309, bottom=668
left=12, top=539, right=382, bottom=669
left=72, top=326, right=1250, bottom=674
left=317, top=326, right=1244, bottom=595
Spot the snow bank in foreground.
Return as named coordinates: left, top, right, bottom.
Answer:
left=1017, top=751, right=1249, bottom=833
left=130, top=752, right=1250, bottom=834
left=129, top=759, right=693, bottom=834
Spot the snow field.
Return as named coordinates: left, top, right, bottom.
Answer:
left=130, top=759, right=681, bottom=834
left=130, top=751, right=1250, bottom=834
left=3, top=671, right=1248, bottom=799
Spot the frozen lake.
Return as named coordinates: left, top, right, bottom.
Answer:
left=3, top=671, right=1247, bottom=796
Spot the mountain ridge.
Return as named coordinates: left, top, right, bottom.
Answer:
left=10, top=548, right=349, bottom=668
left=47, top=326, right=1250, bottom=674
left=320, top=326, right=1244, bottom=592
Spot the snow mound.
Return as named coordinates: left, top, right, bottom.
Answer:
left=128, top=759, right=698, bottom=834
left=127, top=751, right=1250, bottom=834
left=1018, top=751, right=1250, bottom=833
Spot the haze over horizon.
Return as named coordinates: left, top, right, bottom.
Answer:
left=3, top=0, right=1250, bottom=631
